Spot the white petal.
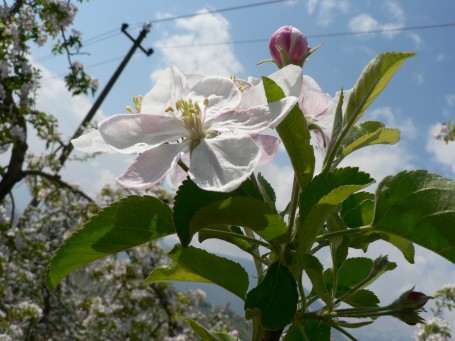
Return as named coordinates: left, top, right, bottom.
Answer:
left=167, top=152, right=190, bottom=189
left=209, top=97, right=298, bottom=134
left=269, top=64, right=303, bottom=97
left=299, top=75, right=332, bottom=118
left=188, top=76, right=241, bottom=116
left=240, top=64, right=302, bottom=108
left=185, top=73, right=205, bottom=89
left=252, top=134, right=280, bottom=166
left=99, top=114, right=188, bottom=152
left=140, top=66, right=189, bottom=114
left=189, top=133, right=261, bottom=192
left=116, top=142, right=188, bottom=189
left=71, top=129, right=115, bottom=153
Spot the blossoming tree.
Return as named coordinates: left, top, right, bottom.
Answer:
left=47, top=25, right=455, bottom=340
left=1, top=1, right=238, bottom=340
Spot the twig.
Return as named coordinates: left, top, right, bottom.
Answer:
left=22, top=170, right=95, bottom=203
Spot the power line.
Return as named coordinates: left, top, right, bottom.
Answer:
left=34, top=0, right=289, bottom=61
left=154, top=22, right=455, bottom=49
left=152, top=0, right=290, bottom=23
left=41, top=20, right=455, bottom=79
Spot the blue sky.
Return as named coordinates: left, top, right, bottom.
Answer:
left=29, top=0, right=455, bottom=339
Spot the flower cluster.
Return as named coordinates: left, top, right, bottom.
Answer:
left=73, top=66, right=298, bottom=192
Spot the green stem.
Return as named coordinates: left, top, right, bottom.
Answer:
left=298, top=275, right=307, bottom=311
left=329, top=323, right=358, bottom=341
left=288, top=175, right=300, bottom=237
left=333, top=304, right=404, bottom=318
left=202, top=228, right=270, bottom=248
left=315, top=225, right=374, bottom=242
left=244, top=227, right=265, bottom=280
left=309, top=242, right=328, bottom=255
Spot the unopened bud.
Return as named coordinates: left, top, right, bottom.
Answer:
left=392, top=288, right=432, bottom=310
left=269, top=26, right=310, bottom=68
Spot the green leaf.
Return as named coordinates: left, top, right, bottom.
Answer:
left=262, top=76, right=315, bottom=189
left=245, top=261, right=298, bottom=330
left=190, top=196, right=288, bottom=243
left=198, top=226, right=257, bottom=255
left=167, top=245, right=249, bottom=299
left=180, top=316, right=239, bottom=341
left=298, top=168, right=374, bottom=253
left=284, top=320, right=331, bottom=341
left=341, top=121, right=400, bottom=158
left=143, top=261, right=210, bottom=284
left=338, top=257, right=373, bottom=288
left=46, top=195, right=174, bottom=290
left=378, top=233, right=415, bottom=263
left=257, top=172, right=276, bottom=203
left=174, top=178, right=262, bottom=246
left=324, top=256, right=395, bottom=307
left=372, top=170, right=455, bottom=263
left=174, top=179, right=232, bottom=247
left=324, top=89, right=344, bottom=167
left=341, top=193, right=415, bottom=262
left=341, top=192, right=375, bottom=228
left=343, top=289, right=380, bottom=308
left=291, top=252, right=331, bottom=304
left=344, top=52, right=416, bottom=126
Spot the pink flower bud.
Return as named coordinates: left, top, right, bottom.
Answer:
left=393, top=289, right=432, bottom=310
left=269, top=26, right=310, bottom=68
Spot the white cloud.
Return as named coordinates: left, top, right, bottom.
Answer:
left=340, top=144, right=414, bottom=186
left=407, top=32, right=424, bottom=49
left=348, top=0, right=408, bottom=40
left=368, top=106, right=417, bottom=140
left=436, top=53, right=449, bottom=63
left=445, top=93, right=455, bottom=109
left=307, top=0, right=350, bottom=26
left=151, top=8, right=243, bottom=80
left=413, top=72, right=425, bottom=85
left=34, top=61, right=105, bottom=138
left=349, top=13, right=379, bottom=32
left=383, top=0, right=404, bottom=23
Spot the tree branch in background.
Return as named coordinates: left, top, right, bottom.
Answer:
left=22, top=170, right=95, bottom=203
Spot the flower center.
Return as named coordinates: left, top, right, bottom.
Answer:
left=166, top=98, right=210, bottom=142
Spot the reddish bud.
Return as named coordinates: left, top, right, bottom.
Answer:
left=269, top=26, right=310, bottom=68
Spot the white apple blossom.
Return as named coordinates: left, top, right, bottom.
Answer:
left=239, top=65, right=351, bottom=150
left=73, top=66, right=297, bottom=192
left=299, top=75, right=350, bottom=149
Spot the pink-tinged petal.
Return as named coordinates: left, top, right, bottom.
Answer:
left=141, top=66, right=189, bottom=114
left=189, top=133, right=261, bottom=192
left=167, top=152, right=190, bottom=188
left=71, top=129, right=115, bottom=153
left=299, top=75, right=331, bottom=118
left=188, top=76, right=241, bottom=115
left=116, top=142, right=189, bottom=189
left=240, top=65, right=302, bottom=108
left=209, top=97, right=297, bottom=134
left=251, top=134, right=280, bottom=166
left=99, top=114, right=188, bottom=152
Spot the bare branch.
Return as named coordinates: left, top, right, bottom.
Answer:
left=22, top=170, right=96, bottom=203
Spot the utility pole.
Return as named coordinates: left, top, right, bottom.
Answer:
left=58, top=22, right=154, bottom=167
left=18, top=22, right=154, bottom=216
